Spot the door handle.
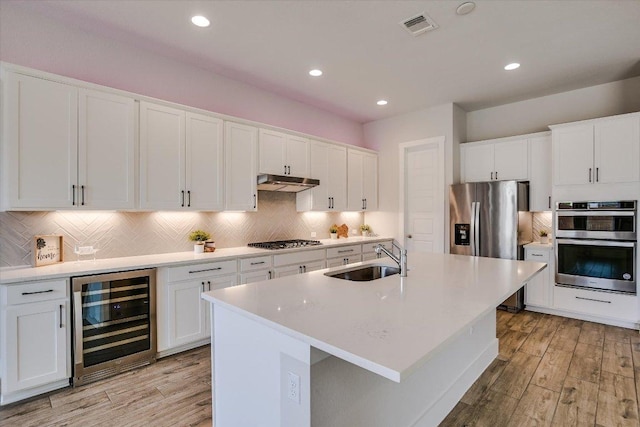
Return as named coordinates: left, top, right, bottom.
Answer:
left=268, top=270, right=272, bottom=280
left=596, top=167, right=599, bottom=182
left=253, top=194, right=257, bottom=209
left=207, top=281, right=211, bottom=291
left=548, top=196, right=551, bottom=209
left=490, top=172, right=493, bottom=180
left=202, top=281, right=206, bottom=292
left=187, top=190, right=191, bottom=207
left=181, top=190, right=185, bottom=207
left=59, top=304, right=64, bottom=328
left=284, top=165, right=287, bottom=175
left=287, top=165, right=291, bottom=175
left=328, top=197, right=332, bottom=209
left=72, top=185, right=76, bottom=206
left=588, top=168, right=592, bottom=183
left=81, top=185, right=85, bottom=206
left=73, top=290, right=83, bottom=365
left=495, top=171, right=498, bottom=180
left=364, top=198, right=367, bottom=209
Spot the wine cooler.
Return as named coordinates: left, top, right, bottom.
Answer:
left=71, top=269, right=156, bottom=386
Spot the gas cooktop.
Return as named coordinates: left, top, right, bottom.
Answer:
left=248, top=239, right=322, bottom=250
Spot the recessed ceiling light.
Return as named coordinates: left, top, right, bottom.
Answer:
left=456, top=2, right=476, bottom=15
left=504, top=63, right=520, bottom=71
left=309, top=69, right=323, bottom=77
left=377, top=100, right=388, bottom=106
left=191, top=15, right=210, bottom=28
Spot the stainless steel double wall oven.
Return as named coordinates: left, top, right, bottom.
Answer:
left=555, top=201, right=636, bottom=294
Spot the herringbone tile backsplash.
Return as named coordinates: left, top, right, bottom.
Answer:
left=0, top=192, right=364, bottom=268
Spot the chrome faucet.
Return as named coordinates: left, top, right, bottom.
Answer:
left=375, top=241, right=408, bottom=277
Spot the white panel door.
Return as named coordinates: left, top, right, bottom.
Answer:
left=595, top=116, right=640, bottom=184
left=347, top=149, right=364, bottom=210
left=240, top=270, right=272, bottom=284
left=225, top=122, right=258, bottom=211
left=4, top=300, right=68, bottom=393
left=529, top=135, right=552, bottom=211
left=139, top=102, right=185, bottom=210
left=6, top=73, right=78, bottom=209
left=328, top=145, right=348, bottom=211
left=494, top=138, right=529, bottom=181
left=461, top=143, right=493, bottom=183
left=286, top=135, right=309, bottom=177
left=78, top=89, right=135, bottom=209
left=186, top=113, right=224, bottom=211
left=258, top=129, right=286, bottom=175
left=167, top=280, right=208, bottom=348
left=402, top=138, right=445, bottom=254
left=307, top=141, right=330, bottom=210
left=553, top=124, right=594, bottom=185
left=362, top=153, right=378, bottom=210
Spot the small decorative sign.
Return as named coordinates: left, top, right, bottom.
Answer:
left=34, top=235, right=64, bottom=267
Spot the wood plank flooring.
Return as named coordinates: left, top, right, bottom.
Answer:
left=2, top=310, right=639, bottom=427
left=441, top=310, right=640, bottom=427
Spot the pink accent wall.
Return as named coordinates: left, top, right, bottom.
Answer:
left=0, top=3, right=365, bottom=147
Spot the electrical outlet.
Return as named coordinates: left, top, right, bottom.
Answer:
left=311, top=231, right=317, bottom=238
left=287, top=371, right=300, bottom=404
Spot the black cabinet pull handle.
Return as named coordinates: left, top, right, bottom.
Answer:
left=328, top=197, right=331, bottom=209
left=253, top=194, right=257, bottom=209
left=576, top=296, right=611, bottom=304
left=284, top=165, right=287, bottom=175
left=495, top=171, right=498, bottom=180
left=187, top=190, right=191, bottom=207
left=22, top=289, right=54, bottom=296
left=338, top=249, right=354, bottom=253
left=588, top=168, right=592, bottom=183
left=189, top=267, right=222, bottom=274
left=490, top=172, right=493, bottom=180
left=548, top=196, right=551, bottom=209
left=59, top=304, right=64, bottom=328
left=81, top=185, right=85, bottom=206
left=299, top=266, right=303, bottom=274
left=181, top=190, right=185, bottom=207
left=596, top=167, right=599, bottom=182
left=72, top=185, right=76, bottom=206
left=202, top=281, right=206, bottom=292
left=268, top=270, right=272, bottom=279
left=250, top=261, right=266, bottom=265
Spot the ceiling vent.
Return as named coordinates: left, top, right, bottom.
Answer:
left=400, top=12, right=439, bottom=36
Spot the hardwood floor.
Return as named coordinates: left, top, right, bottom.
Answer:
left=441, top=310, right=640, bottom=427
left=2, top=311, right=639, bottom=426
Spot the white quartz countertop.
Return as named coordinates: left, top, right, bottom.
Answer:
left=203, top=253, right=547, bottom=382
left=0, top=236, right=391, bottom=284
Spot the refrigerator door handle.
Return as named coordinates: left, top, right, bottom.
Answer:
left=470, top=202, right=477, bottom=256
left=473, top=201, right=481, bottom=256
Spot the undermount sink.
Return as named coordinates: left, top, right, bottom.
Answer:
left=325, top=265, right=400, bottom=282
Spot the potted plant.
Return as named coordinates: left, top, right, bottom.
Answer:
left=329, top=225, right=339, bottom=239
left=539, top=230, right=549, bottom=244
left=189, top=230, right=211, bottom=253
left=360, top=224, right=371, bottom=237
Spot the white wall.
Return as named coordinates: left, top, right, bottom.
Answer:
left=0, top=2, right=364, bottom=146
left=362, top=104, right=459, bottom=245
left=466, top=76, right=640, bottom=142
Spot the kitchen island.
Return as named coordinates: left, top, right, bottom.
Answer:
left=202, top=252, right=546, bottom=427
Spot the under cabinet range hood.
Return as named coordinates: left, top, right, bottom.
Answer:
left=256, top=174, right=319, bottom=192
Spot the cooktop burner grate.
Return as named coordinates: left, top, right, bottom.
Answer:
left=248, top=239, right=322, bottom=250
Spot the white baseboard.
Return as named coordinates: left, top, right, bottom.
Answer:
left=156, top=338, right=210, bottom=359
left=1, top=378, right=70, bottom=406
left=525, top=306, right=638, bottom=330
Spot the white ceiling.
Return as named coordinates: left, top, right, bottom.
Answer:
left=9, top=0, right=640, bottom=123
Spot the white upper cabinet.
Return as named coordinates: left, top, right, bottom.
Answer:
left=528, top=134, right=552, bottom=211
left=347, top=149, right=378, bottom=211
left=552, top=114, right=640, bottom=186
left=259, top=129, right=309, bottom=177
left=3, top=72, right=135, bottom=210
left=225, top=122, right=258, bottom=211
left=140, top=102, right=223, bottom=210
left=461, top=138, right=529, bottom=183
left=296, top=141, right=347, bottom=211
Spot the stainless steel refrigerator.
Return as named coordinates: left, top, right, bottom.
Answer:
left=449, top=180, right=532, bottom=312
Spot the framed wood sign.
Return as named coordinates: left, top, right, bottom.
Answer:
left=34, top=235, right=64, bottom=267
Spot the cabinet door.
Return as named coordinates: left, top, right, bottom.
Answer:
left=529, top=135, right=552, bottom=211
left=167, top=279, right=209, bottom=348
left=362, top=153, right=378, bottom=210
left=225, top=122, right=258, bottom=211
left=303, top=260, right=325, bottom=272
left=461, top=143, right=493, bottom=182
left=286, top=135, right=309, bottom=177
left=5, top=73, right=78, bottom=209
left=594, top=116, right=640, bottom=184
left=4, top=300, right=68, bottom=393
left=273, top=264, right=303, bottom=278
left=78, top=89, right=136, bottom=209
left=204, top=275, right=238, bottom=335
left=524, top=248, right=551, bottom=308
left=328, top=145, right=348, bottom=211
left=347, top=149, right=364, bottom=210
left=552, top=124, right=593, bottom=185
left=494, top=139, right=529, bottom=181
left=308, top=141, right=330, bottom=210
left=240, top=269, right=272, bottom=284
left=326, top=257, right=359, bottom=268
left=186, top=113, right=224, bottom=211
left=140, top=102, right=185, bottom=209
left=259, top=129, right=287, bottom=175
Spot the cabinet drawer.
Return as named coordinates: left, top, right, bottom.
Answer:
left=239, top=256, right=272, bottom=272
left=554, top=285, right=637, bottom=322
left=525, top=249, right=550, bottom=262
left=5, top=279, right=68, bottom=305
left=168, top=260, right=237, bottom=282
left=274, top=249, right=325, bottom=267
left=326, top=244, right=362, bottom=259
left=362, top=240, right=393, bottom=254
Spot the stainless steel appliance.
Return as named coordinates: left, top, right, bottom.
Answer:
left=256, top=174, right=319, bottom=192
left=449, top=181, right=532, bottom=312
left=71, top=269, right=156, bottom=386
left=248, top=239, right=322, bottom=250
left=555, top=201, right=636, bottom=294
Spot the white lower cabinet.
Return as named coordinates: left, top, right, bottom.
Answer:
left=361, top=240, right=393, bottom=262
left=239, top=255, right=273, bottom=284
left=326, top=244, right=362, bottom=267
left=524, top=245, right=553, bottom=309
left=553, top=285, right=637, bottom=324
left=273, top=249, right=325, bottom=278
left=1, top=279, right=70, bottom=405
left=157, top=261, right=237, bottom=356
